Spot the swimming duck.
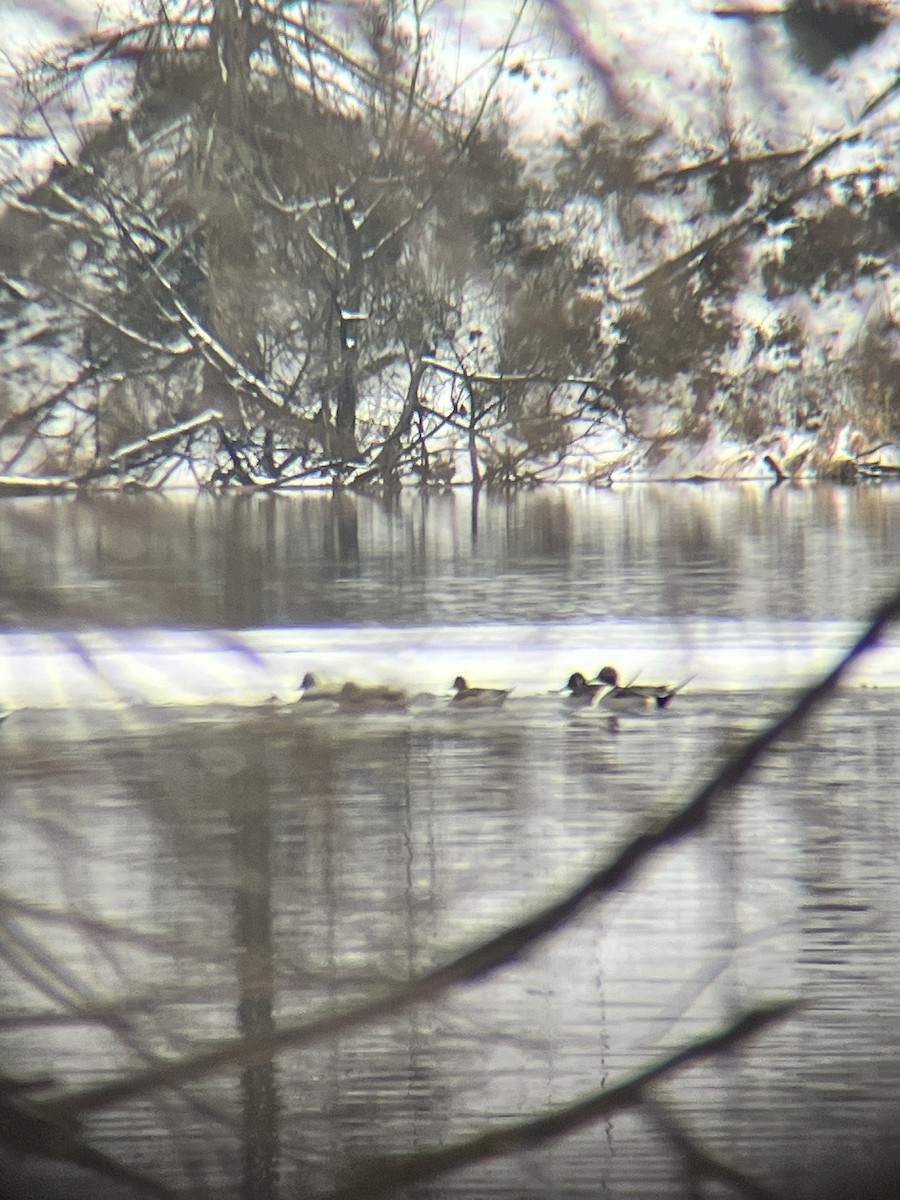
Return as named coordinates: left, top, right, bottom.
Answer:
left=297, top=672, right=345, bottom=702
left=338, top=681, right=408, bottom=712
left=562, top=672, right=605, bottom=705
left=591, top=665, right=688, bottom=710
left=451, top=676, right=510, bottom=708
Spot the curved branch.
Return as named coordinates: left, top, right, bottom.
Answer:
left=320, top=1002, right=798, bottom=1200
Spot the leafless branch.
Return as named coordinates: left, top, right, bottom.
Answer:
left=645, top=1098, right=782, bottom=1200
left=319, top=1002, right=798, bottom=1200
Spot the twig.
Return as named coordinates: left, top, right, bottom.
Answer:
left=319, top=1002, right=798, bottom=1200
left=644, top=1098, right=782, bottom=1200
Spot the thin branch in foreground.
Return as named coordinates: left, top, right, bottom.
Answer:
left=35, top=577, right=900, bottom=1119
left=318, top=1001, right=798, bottom=1200
left=0, top=1092, right=175, bottom=1199
left=644, top=1098, right=782, bottom=1200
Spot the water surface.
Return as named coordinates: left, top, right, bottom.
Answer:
left=1, top=484, right=899, bottom=1200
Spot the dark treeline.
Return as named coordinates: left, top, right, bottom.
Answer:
left=0, top=0, right=897, bottom=489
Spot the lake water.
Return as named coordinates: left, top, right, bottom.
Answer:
left=2, top=483, right=900, bottom=1200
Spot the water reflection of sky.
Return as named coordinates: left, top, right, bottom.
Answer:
left=1, top=618, right=898, bottom=707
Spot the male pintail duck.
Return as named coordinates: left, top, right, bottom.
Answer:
left=298, top=672, right=345, bottom=701
left=451, top=676, right=510, bottom=708
left=591, top=665, right=690, bottom=710
left=338, top=681, right=408, bottom=712
left=562, top=672, right=605, bottom=705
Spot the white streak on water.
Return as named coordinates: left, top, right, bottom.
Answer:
left=2, top=620, right=899, bottom=708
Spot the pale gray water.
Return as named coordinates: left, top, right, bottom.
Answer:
left=1, top=484, right=900, bottom=1200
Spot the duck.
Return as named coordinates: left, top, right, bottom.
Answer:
left=297, top=672, right=345, bottom=701
left=450, top=676, right=510, bottom=708
left=591, top=665, right=689, bottom=710
left=562, top=672, right=605, bottom=705
left=338, top=681, right=408, bottom=712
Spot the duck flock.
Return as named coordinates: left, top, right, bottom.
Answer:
left=299, top=667, right=692, bottom=713
left=0, top=668, right=692, bottom=723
